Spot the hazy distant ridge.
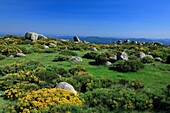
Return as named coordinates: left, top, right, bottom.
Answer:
left=57, top=36, right=170, bottom=45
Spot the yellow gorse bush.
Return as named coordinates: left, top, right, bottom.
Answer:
left=13, top=88, right=83, bottom=112
left=1, top=45, right=22, bottom=56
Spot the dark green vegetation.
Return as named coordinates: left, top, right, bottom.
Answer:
left=0, top=35, right=170, bottom=113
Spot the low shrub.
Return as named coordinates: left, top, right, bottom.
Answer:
left=141, top=56, right=155, bottom=63
left=5, top=88, right=83, bottom=113
left=59, top=50, right=78, bottom=56
left=83, top=52, right=99, bottom=59
left=69, top=66, right=87, bottom=75
left=0, top=54, right=6, bottom=60
left=83, top=87, right=153, bottom=111
left=128, top=80, right=144, bottom=90
left=110, top=60, right=144, bottom=72
left=42, top=48, right=56, bottom=53
left=0, top=60, right=42, bottom=76
left=1, top=45, right=22, bottom=56
left=53, top=55, right=70, bottom=62
left=35, top=66, right=71, bottom=83
left=57, top=75, right=115, bottom=93
left=95, top=53, right=109, bottom=64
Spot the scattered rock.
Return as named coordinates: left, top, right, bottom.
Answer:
left=49, top=43, right=56, bottom=47
left=69, top=56, right=82, bottom=62
left=9, top=55, right=14, bottom=58
left=136, top=52, right=145, bottom=59
left=73, top=36, right=81, bottom=42
left=103, top=61, right=112, bottom=66
left=109, top=54, right=117, bottom=61
left=43, top=45, right=49, bottom=49
left=131, top=41, right=138, bottom=44
left=25, top=32, right=47, bottom=41
left=155, top=57, right=162, bottom=62
left=124, top=39, right=130, bottom=43
left=118, top=52, right=128, bottom=60
left=89, top=47, right=98, bottom=51
left=82, top=40, right=89, bottom=43
left=56, top=82, right=77, bottom=94
left=16, top=53, right=26, bottom=57
left=4, top=38, right=10, bottom=40
left=117, top=40, right=122, bottom=45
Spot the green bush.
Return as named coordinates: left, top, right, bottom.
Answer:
left=95, top=53, right=109, bottom=64
left=57, top=75, right=114, bottom=93
left=128, top=55, right=138, bottom=60
left=83, top=87, right=153, bottom=111
left=53, top=55, right=70, bottom=62
left=141, top=56, right=155, bottom=63
left=69, top=66, right=86, bottom=75
left=59, top=50, right=78, bottom=56
left=110, top=60, right=144, bottom=72
left=0, top=60, right=42, bottom=76
left=83, top=52, right=99, bottom=59
left=128, top=80, right=144, bottom=90
left=1, top=45, right=22, bottom=56
left=43, top=48, right=56, bottom=53
left=35, top=66, right=71, bottom=83
left=0, top=54, right=6, bottom=60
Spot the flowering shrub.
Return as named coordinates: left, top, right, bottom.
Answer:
left=0, top=60, right=42, bottom=76
left=4, top=82, right=39, bottom=100
left=7, top=88, right=83, bottom=112
left=1, top=45, right=22, bottom=56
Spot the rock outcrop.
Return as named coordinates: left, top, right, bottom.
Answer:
left=137, top=52, right=145, bottom=59
left=73, top=36, right=81, bottom=42
left=25, top=32, right=47, bottom=41
left=118, top=52, right=128, bottom=60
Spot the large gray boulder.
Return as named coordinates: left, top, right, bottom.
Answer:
left=56, top=82, right=77, bottom=94
left=69, top=56, right=82, bottom=62
left=118, top=52, right=128, bottom=60
left=136, top=52, right=145, bottom=59
left=38, top=34, right=47, bottom=40
left=25, top=32, right=47, bottom=41
left=73, top=36, right=81, bottom=42
left=16, top=53, right=26, bottom=57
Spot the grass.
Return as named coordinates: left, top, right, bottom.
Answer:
left=0, top=49, right=170, bottom=111
left=0, top=51, right=170, bottom=93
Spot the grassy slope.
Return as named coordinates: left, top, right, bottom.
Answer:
left=0, top=49, right=170, bottom=110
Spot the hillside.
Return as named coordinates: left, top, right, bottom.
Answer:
left=0, top=33, right=170, bottom=113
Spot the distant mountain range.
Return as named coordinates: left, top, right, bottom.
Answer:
left=56, top=36, right=170, bottom=45
left=0, top=33, right=170, bottom=45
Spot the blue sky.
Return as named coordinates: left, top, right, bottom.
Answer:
left=0, top=0, right=170, bottom=38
